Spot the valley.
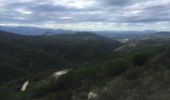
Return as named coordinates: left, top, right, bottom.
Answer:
left=0, top=30, right=170, bottom=100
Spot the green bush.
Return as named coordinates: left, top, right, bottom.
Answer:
left=0, top=87, right=24, bottom=100
left=103, top=59, right=129, bottom=78
left=133, top=53, right=149, bottom=66
left=44, top=91, right=72, bottom=100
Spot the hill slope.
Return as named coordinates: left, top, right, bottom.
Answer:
left=1, top=30, right=170, bottom=100
left=0, top=30, right=121, bottom=83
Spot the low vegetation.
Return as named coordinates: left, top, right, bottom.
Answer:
left=0, top=30, right=170, bottom=100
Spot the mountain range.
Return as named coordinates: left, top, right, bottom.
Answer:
left=0, top=29, right=170, bottom=100
left=0, top=26, right=74, bottom=35
left=0, top=30, right=121, bottom=83
left=0, top=26, right=157, bottom=36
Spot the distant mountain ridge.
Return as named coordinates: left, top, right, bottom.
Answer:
left=0, top=26, right=157, bottom=36
left=0, top=26, right=75, bottom=35
left=155, top=31, right=170, bottom=35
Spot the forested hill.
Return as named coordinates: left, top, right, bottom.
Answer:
left=1, top=30, right=170, bottom=100
left=0, top=30, right=121, bottom=83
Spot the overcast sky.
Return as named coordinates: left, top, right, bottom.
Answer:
left=0, top=0, right=170, bottom=31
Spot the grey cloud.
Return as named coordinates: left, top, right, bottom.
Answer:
left=101, top=0, right=133, bottom=6
left=0, top=0, right=170, bottom=31
left=32, top=4, right=70, bottom=12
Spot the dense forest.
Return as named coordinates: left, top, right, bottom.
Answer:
left=0, top=30, right=170, bottom=100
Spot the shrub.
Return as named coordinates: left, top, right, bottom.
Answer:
left=133, top=53, right=149, bottom=66
left=103, top=59, right=129, bottom=78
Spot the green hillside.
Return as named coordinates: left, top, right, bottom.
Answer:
left=0, top=30, right=170, bottom=100
left=0, top=31, right=121, bottom=83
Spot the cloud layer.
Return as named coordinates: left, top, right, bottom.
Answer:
left=0, top=0, right=170, bottom=31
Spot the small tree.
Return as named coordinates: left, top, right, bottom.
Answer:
left=133, top=53, right=149, bottom=66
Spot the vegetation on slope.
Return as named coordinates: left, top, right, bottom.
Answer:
left=0, top=30, right=121, bottom=83
left=0, top=30, right=170, bottom=100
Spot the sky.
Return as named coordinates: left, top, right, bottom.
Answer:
left=0, top=0, right=170, bottom=31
